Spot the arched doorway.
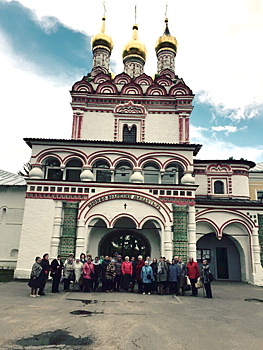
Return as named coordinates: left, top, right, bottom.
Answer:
left=99, top=230, right=151, bottom=258
left=197, top=233, right=241, bottom=281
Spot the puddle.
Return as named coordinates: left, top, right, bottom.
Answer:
left=70, top=310, right=104, bottom=316
left=66, top=299, right=98, bottom=305
left=244, top=298, right=263, bottom=303
left=16, top=329, right=93, bottom=347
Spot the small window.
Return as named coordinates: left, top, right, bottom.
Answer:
left=257, top=191, right=263, bottom=202
left=123, top=124, right=137, bottom=143
left=65, top=159, right=83, bottom=182
left=93, top=160, right=111, bottom=183
left=214, top=180, right=224, bottom=194
left=114, top=161, right=133, bottom=183
left=44, top=157, right=62, bottom=181
left=143, top=162, right=160, bottom=184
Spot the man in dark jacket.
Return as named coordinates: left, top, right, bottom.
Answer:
left=38, top=253, right=50, bottom=295
left=50, top=255, right=63, bottom=293
left=101, top=256, right=110, bottom=292
left=93, top=256, right=102, bottom=291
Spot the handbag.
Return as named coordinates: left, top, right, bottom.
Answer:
left=209, top=272, right=214, bottom=282
left=195, top=277, right=203, bottom=289
left=147, top=274, right=151, bottom=280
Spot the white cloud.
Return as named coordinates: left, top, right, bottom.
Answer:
left=0, top=33, right=72, bottom=173
left=211, top=126, right=237, bottom=134
left=191, top=125, right=263, bottom=163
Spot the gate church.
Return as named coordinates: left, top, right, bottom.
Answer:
left=14, top=17, right=263, bottom=285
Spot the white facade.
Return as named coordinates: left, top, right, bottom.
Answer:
left=2, top=17, right=263, bottom=285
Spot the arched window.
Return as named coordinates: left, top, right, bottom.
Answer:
left=114, top=161, right=133, bottom=183
left=10, top=249, right=18, bottom=259
left=65, top=159, right=83, bottom=182
left=214, top=180, right=224, bottom=194
left=123, top=124, right=137, bottom=143
left=44, top=157, right=62, bottom=180
left=93, top=160, right=112, bottom=183
left=143, top=162, right=160, bottom=184
left=161, top=162, right=184, bottom=184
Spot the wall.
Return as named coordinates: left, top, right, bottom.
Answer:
left=0, top=186, right=26, bottom=268
left=14, top=198, right=56, bottom=278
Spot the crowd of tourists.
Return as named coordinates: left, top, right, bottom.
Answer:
left=28, top=253, right=213, bottom=298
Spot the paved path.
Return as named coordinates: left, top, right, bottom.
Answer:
left=0, top=281, right=262, bottom=349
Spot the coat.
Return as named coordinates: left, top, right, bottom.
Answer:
left=168, top=264, right=181, bottom=282
left=121, top=261, right=133, bottom=275
left=141, top=265, right=154, bottom=283
left=28, top=262, right=42, bottom=288
left=135, top=260, right=145, bottom=280
left=39, top=258, right=50, bottom=280
left=82, top=262, right=94, bottom=279
left=187, top=261, right=200, bottom=280
left=201, top=264, right=211, bottom=284
left=156, top=261, right=168, bottom=282
left=50, top=259, right=63, bottom=277
left=73, top=261, right=83, bottom=282
left=64, top=261, right=74, bottom=279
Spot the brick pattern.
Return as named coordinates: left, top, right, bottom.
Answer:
left=172, top=205, right=188, bottom=262
left=59, top=202, right=79, bottom=261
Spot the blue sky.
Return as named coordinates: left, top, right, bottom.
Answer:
left=0, top=0, right=263, bottom=173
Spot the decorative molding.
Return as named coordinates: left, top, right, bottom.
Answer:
left=114, top=100, right=146, bottom=115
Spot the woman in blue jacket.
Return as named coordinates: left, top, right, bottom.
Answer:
left=141, top=261, right=154, bottom=295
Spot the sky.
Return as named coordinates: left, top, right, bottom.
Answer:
left=0, top=0, right=263, bottom=173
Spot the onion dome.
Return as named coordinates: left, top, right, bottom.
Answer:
left=123, top=24, right=147, bottom=61
left=91, top=17, right=114, bottom=52
left=155, top=18, right=177, bottom=54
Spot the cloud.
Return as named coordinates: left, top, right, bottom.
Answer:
left=0, top=1, right=93, bottom=83
left=191, top=125, right=263, bottom=163
left=211, top=126, right=237, bottom=134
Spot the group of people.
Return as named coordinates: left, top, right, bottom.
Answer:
left=28, top=253, right=213, bottom=298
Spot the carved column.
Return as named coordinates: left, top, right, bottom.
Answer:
left=75, top=219, right=86, bottom=259
left=187, top=205, right=197, bottom=260
left=164, top=225, right=173, bottom=260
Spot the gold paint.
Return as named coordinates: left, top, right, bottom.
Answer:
left=155, top=18, right=177, bottom=53
left=91, top=17, right=114, bottom=52
left=122, top=24, right=147, bottom=60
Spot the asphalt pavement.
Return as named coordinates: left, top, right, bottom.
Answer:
left=0, top=281, right=262, bottom=350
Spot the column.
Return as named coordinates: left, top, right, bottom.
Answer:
left=75, top=219, right=86, bottom=259
left=251, top=227, right=263, bottom=285
left=187, top=205, right=197, bottom=260
left=50, top=201, right=63, bottom=259
left=163, top=225, right=173, bottom=260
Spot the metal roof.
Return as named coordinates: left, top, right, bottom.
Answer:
left=0, top=170, right=26, bottom=186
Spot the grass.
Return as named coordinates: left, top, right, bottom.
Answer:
left=0, top=269, right=14, bottom=282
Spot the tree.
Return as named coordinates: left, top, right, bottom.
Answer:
left=18, top=162, right=32, bottom=177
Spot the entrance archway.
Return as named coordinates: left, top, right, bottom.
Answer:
left=99, top=230, right=151, bottom=258
left=197, top=233, right=241, bottom=281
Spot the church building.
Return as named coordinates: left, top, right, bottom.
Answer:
left=12, top=17, right=263, bottom=285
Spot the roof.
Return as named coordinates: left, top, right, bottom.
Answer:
left=194, top=159, right=255, bottom=169
left=24, top=138, right=202, bottom=156
left=0, top=170, right=26, bottom=186
left=196, top=196, right=263, bottom=208
left=250, top=162, right=263, bottom=172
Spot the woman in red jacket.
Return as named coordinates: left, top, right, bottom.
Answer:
left=121, top=256, right=133, bottom=292
left=187, top=257, right=200, bottom=297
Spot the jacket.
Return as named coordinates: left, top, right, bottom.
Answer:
left=156, top=261, right=168, bottom=282
left=141, top=265, right=154, bottom=283
left=121, top=261, right=133, bottom=275
left=82, top=262, right=94, bottom=279
left=187, top=261, right=200, bottom=279
left=168, top=263, right=181, bottom=282
left=135, top=260, right=145, bottom=280
left=50, top=259, right=63, bottom=277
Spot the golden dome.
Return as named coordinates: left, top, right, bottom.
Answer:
left=155, top=18, right=177, bottom=54
left=91, top=17, right=114, bottom=52
left=123, top=24, right=147, bottom=61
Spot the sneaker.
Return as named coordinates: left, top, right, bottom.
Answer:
left=36, top=294, right=40, bottom=297
left=143, top=292, right=146, bottom=295
left=148, top=292, right=151, bottom=295
left=30, top=295, right=36, bottom=298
